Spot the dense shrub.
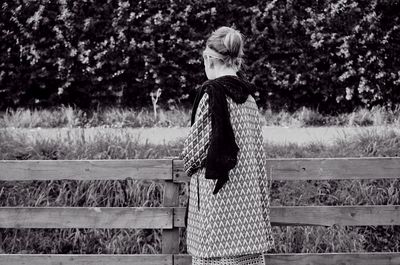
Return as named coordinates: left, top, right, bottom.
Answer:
left=0, top=0, right=399, bottom=113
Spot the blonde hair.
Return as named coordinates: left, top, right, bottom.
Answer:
left=206, top=26, right=244, bottom=70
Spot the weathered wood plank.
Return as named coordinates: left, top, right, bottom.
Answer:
left=269, top=205, right=400, bottom=226
left=174, top=207, right=186, bottom=228
left=162, top=181, right=180, bottom=254
left=173, top=159, right=188, bottom=182
left=173, top=157, right=400, bottom=182
left=267, top=157, right=400, bottom=181
left=0, top=207, right=173, bottom=229
left=3, top=157, right=399, bottom=182
left=0, top=254, right=172, bottom=265
left=0, top=159, right=172, bottom=181
left=1, top=205, right=398, bottom=229
left=174, top=252, right=400, bottom=265
left=173, top=205, right=400, bottom=227
left=174, top=255, right=191, bottom=265
left=263, top=252, right=400, bottom=265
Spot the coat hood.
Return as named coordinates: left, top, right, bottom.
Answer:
left=204, top=75, right=257, bottom=104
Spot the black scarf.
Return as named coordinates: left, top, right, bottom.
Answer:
left=191, top=74, right=256, bottom=194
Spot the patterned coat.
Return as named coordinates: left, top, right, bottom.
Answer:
left=181, top=92, right=275, bottom=258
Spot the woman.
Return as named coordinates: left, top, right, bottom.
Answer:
left=181, top=26, right=275, bottom=265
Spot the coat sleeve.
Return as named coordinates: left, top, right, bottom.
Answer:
left=180, top=93, right=211, bottom=177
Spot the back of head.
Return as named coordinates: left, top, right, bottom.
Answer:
left=206, top=26, right=244, bottom=70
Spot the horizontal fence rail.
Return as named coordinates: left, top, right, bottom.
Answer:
left=0, top=254, right=173, bottom=265
left=0, top=159, right=173, bottom=181
left=0, top=205, right=399, bottom=229
left=0, top=207, right=176, bottom=229
left=174, top=157, right=400, bottom=182
left=1, top=252, right=400, bottom=265
left=176, top=252, right=400, bottom=265
left=0, top=157, right=400, bottom=265
left=1, top=157, right=400, bottom=182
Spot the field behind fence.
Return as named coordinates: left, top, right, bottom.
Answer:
left=0, top=157, right=399, bottom=265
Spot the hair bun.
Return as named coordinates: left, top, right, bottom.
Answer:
left=205, top=26, right=245, bottom=70
left=223, top=29, right=243, bottom=58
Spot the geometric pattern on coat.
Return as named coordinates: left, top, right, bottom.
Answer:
left=182, top=92, right=275, bottom=259
left=192, top=252, right=264, bottom=265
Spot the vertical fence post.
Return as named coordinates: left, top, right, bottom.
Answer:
left=162, top=159, right=180, bottom=262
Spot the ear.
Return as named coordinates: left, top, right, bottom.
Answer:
left=209, top=60, right=215, bottom=69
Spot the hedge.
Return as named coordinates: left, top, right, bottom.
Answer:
left=0, top=0, right=399, bottom=113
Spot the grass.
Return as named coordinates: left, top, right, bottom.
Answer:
left=0, top=128, right=399, bottom=254
left=0, top=106, right=191, bottom=129
left=1, top=105, right=400, bottom=128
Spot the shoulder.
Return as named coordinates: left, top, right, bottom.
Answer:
left=196, top=83, right=210, bottom=108
left=201, top=79, right=226, bottom=101
left=199, top=92, right=209, bottom=103
left=201, top=79, right=217, bottom=94
left=196, top=93, right=209, bottom=117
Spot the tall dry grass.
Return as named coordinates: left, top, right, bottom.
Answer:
left=2, top=105, right=400, bottom=128
left=0, top=128, right=399, bottom=254
left=0, top=106, right=191, bottom=129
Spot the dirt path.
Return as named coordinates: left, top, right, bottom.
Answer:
left=3, top=126, right=399, bottom=145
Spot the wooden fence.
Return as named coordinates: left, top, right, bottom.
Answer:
left=0, top=157, right=400, bottom=265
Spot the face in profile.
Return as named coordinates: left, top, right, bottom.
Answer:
left=202, top=49, right=220, bottom=80
left=203, top=55, right=214, bottom=80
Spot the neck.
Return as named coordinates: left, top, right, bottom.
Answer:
left=214, top=68, right=237, bottom=79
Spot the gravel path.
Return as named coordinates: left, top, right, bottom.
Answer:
left=3, top=126, right=399, bottom=145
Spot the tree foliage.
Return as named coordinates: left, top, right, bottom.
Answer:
left=0, top=0, right=399, bottom=113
